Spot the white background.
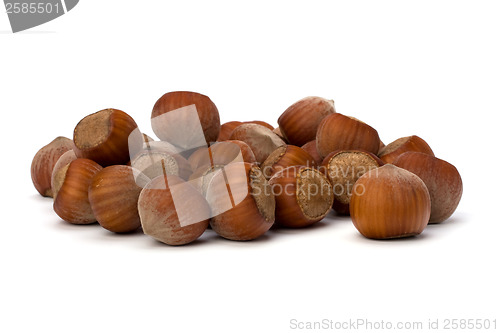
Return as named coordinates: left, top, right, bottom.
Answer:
left=1, top=1, right=499, bottom=332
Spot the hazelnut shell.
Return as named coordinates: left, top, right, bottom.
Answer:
left=53, top=158, right=103, bottom=224
left=269, top=166, right=333, bottom=228
left=278, top=96, right=336, bottom=146
left=350, top=164, right=431, bottom=239
left=73, top=108, right=139, bottom=167
left=261, top=145, right=317, bottom=180
left=393, top=151, right=462, bottom=223
left=378, top=135, right=434, bottom=164
left=89, top=165, right=150, bottom=233
left=138, top=175, right=210, bottom=245
left=31, top=136, right=74, bottom=197
left=229, top=123, right=286, bottom=164
left=206, top=163, right=275, bottom=241
left=316, top=113, right=380, bottom=159
left=151, top=91, right=221, bottom=146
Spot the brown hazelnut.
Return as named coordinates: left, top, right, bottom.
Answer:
left=321, top=150, right=384, bottom=215
left=31, top=136, right=74, bottom=197
left=52, top=158, right=103, bottom=224
left=73, top=108, right=139, bottom=167
left=316, top=113, right=380, bottom=159
left=229, top=123, right=286, bottom=164
left=350, top=164, right=431, bottom=239
left=393, top=152, right=462, bottom=223
left=378, top=135, right=434, bottom=164
left=217, top=121, right=243, bottom=141
left=301, top=140, right=322, bottom=166
left=151, top=91, right=221, bottom=149
left=130, top=149, right=192, bottom=181
left=138, top=174, right=210, bottom=245
left=261, top=145, right=317, bottom=180
left=273, top=127, right=289, bottom=143
left=205, top=163, right=275, bottom=241
left=188, top=140, right=256, bottom=171
left=50, top=150, right=77, bottom=195
left=245, top=120, right=274, bottom=130
left=269, top=166, right=333, bottom=228
left=278, top=96, right=336, bottom=146
left=89, top=165, right=150, bottom=233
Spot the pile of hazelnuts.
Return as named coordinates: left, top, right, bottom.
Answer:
left=31, top=92, right=463, bottom=245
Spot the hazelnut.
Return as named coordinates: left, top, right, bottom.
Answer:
left=130, top=150, right=192, bottom=181
left=73, top=108, right=139, bottom=167
left=138, top=174, right=210, bottom=245
left=393, top=152, right=462, bottom=223
left=31, top=136, right=74, bottom=197
left=229, top=123, right=286, bottom=164
left=269, top=166, right=333, bottom=228
left=245, top=120, right=274, bottom=130
left=189, top=165, right=224, bottom=196
left=151, top=91, right=221, bottom=149
left=321, top=150, right=384, bottom=215
left=205, top=162, right=275, bottom=241
left=350, top=164, right=431, bottom=239
left=301, top=140, right=322, bottom=166
left=52, top=158, right=103, bottom=224
left=188, top=140, right=256, bottom=171
left=278, top=96, right=336, bottom=146
left=261, top=145, right=317, bottom=180
left=50, top=150, right=77, bottom=194
left=378, top=135, right=434, bottom=164
left=217, top=121, right=243, bottom=141
left=187, top=141, right=257, bottom=196
left=273, top=127, right=288, bottom=143
left=378, top=139, right=386, bottom=154
left=316, top=113, right=380, bottom=160
left=89, top=165, right=150, bottom=233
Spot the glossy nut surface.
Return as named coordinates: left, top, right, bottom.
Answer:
left=217, top=121, right=243, bottom=141
left=31, top=136, right=74, bottom=197
left=278, top=96, right=335, bottom=146
left=393, top=152, right=462, bottom=223
left=261, top=145, right=317, bottom=180
left=151, top=91, right=221, bottom=147
left=378, top=135, right=434, bottom=164
left=316, top=113, right=380, bottom=159
left=350, top=164, right=431, bottom=239
left=73, top=108, right=139, bottom=167
left=205, top=163, right=275, bottom=241
left=53, top=158, right=103, bottom=224
left=89, top=165, right=149, bottom=233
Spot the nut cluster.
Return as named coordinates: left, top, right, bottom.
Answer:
left=31, top=92, right=463, bottom=244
